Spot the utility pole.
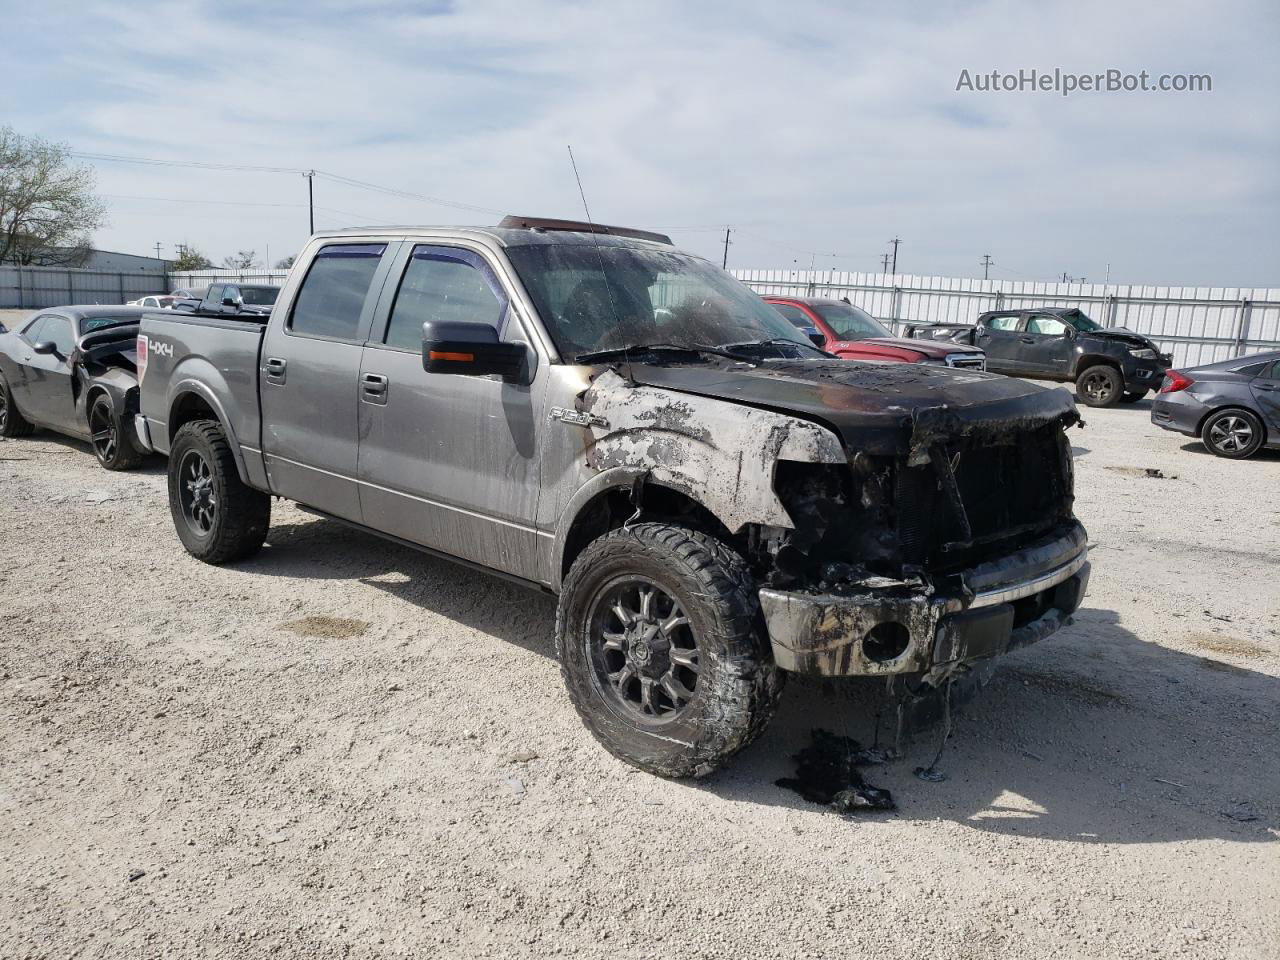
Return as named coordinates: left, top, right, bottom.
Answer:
left=721, top=227, right=732, bottom=269
left=889, top=236, right=901, bottom=275
left=981, top=254, right=993, bottom=280
left=154, top=242, right=163, bottom=261
left=879, top=253, right=891, bottom=273
left=304, top=170, right=315, bottom=235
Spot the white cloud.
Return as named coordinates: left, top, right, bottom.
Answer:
left=7, top=0, right=1277, bottom=283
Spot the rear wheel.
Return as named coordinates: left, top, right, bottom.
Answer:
left=1120, top=389, right=1148, bottom=404
left=168, top=419, right=270, bottom=563
left=556, top=522, right=783, bottom=778
left=89, top=394, right=144, bottom=471
left=1201, top=408, right=1264, bottom=459
left=0, top=374, right=35, bottom=438
left=1076, top=365, right=1123, bottom=407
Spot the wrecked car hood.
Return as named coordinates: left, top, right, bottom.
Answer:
left=620, top=358, right=1079, bottom=456
left=1089, top=327, right=1160, bottom=350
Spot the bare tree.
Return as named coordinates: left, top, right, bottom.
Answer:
left=221, top=250, right=260, bottom=269
left=274, top=255, right=295, bottom=269
left=173, top=245, right=213, bottom=271
left=0, top=126, right=106, bottom=265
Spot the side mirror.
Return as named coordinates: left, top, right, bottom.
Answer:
left=422, top=320, right=529, bottom=384
left=222, top=297, right=238, bottom=307
left=32, top=341, right=61, bottom=358
left=1062, top=326, right=1077, bottom=339
left=807, top=330, right=825, bottom=348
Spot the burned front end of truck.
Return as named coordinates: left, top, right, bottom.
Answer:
left=754, top=375, right=1089, bottom=682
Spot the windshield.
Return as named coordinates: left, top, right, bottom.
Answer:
left=1064, top=309, right=1102, bottom=332
left=241, top=286, right=279, bottom=306
left=505, top=243, right=809, bottom=358
left=811, top=301, right=891, bottom=340
left=80, top=315, right=138, bottom=334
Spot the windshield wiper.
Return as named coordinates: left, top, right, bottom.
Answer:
left=719, top=337, right=833, bottom=358
left=575, top=342, right=760, bottom=366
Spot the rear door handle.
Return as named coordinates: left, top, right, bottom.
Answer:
left=264, top=357, right=287, bottom=383
left=1018, top=336, right=1035, bottom=343
left=361, top=373, right=389, bottom=404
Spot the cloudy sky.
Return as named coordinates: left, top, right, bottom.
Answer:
left=5, top=0, right=1277, bottom=284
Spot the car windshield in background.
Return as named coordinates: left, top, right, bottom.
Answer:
left=1064, top=309, right=1102, bottom=332
left=81, top=316, right=137, bottom=334
left=504, top=243, right=811, bottom=359
left=240, top=286, right=279, bottom=306
left=812, top=302, right=892, bottom=340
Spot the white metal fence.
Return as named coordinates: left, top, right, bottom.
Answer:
left=732, top=270, right=1280, bottom=368
left=0, top=265, right=167, bottom=310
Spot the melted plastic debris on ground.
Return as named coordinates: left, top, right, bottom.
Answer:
left=776, top=729, right=895, bottom=813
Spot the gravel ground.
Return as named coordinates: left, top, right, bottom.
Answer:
left=1, top=364, right=1277, bottom=958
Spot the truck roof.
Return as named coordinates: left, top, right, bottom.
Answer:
left=313, top=216, right=674, bottom=250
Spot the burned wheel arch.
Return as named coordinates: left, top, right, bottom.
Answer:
left=550, top=370, right=848, bottom=590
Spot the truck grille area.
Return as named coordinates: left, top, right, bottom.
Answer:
left=894, top=424, right=1073, bottom=572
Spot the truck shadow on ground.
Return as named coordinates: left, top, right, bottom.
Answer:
left=246, top=515, right=559, bottom=662
left=244, top=515, right=1278, bottom=848
left=699, top=607, right=1279, bottom=846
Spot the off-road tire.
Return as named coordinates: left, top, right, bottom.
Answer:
left=89, top=394, right=145, bottom=471
left=1120, top=389, right=1148, bottom=404
left=1075, top=364, right=1123, bottom=407
left=556, top=522, right=783, bottom=778
left=0, top=373, right=35, bottom=438
left=168, top=419, right=270, bottom=563
left=1201, top=408, right=1265, bottom=459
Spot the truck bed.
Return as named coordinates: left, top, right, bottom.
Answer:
left=137, top=310, right=267, bottom=460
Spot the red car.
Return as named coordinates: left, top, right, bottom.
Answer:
left=765, top=296, right=986, bottom=370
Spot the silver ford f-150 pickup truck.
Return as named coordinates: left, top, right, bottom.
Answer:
left=136, top=216, right=1090, bottom=777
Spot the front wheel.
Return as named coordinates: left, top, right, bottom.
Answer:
left=1075, top=365, right=1123, bottom=407
left=555, top=523, right=783, bottom=778
left=1201, top=408, right=1265, bottom=459
left=89, top=394, right=144, bottom=471
left=167, top=419, right=270, bottom=563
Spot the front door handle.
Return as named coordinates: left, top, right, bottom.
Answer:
left=1256, top=382, right=1277, bottom=391
left=264, top=357, right=287, bottom=382
left=361, top=373, right=389, bottom=404
left=1018, top=336, right=1035, bottom=344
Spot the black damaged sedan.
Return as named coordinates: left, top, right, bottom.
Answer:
left=1151, top=350, right=1280, bottom=458
left=0, top=305, right=148, bottom=470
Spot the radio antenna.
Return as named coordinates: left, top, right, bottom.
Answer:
left=567, top=145, right=631, bottom=383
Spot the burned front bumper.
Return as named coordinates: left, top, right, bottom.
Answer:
left=759, top=524, right=1090, bottom=677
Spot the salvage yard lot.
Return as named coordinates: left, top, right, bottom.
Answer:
left=1, top=385, right=1277, bottom=958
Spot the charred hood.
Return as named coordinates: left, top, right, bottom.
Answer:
left=622, top=358, right=1080, bottom=457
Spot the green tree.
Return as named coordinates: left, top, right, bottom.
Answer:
left=172, top=245, right=213, bottom=271
left=0, top=126, right=106, bottom=265
left=221, top=249, right=259, bottom=269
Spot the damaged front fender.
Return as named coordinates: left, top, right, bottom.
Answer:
left=579, top=369, right=846, bottom=532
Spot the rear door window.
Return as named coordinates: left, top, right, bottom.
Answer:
left=381, top=246, right=509, bottom=351
left=289, top=243, right=388, bottom=341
